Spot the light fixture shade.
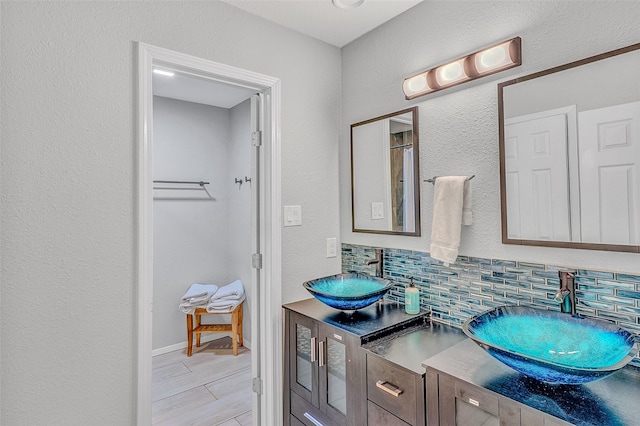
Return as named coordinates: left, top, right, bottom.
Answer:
left=403, top=36, right=521, bottom=100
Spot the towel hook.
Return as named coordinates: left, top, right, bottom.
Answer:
left=424, top=175, right=475, bottom=184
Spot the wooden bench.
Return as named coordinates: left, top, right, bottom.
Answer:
left=186, top=303, right=243, bottom=356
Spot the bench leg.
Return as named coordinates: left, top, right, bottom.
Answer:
left=186, top=314, right=194, bottom=357
left=238, top=304, right=244, bottom=347
left=231, top=309, right=239, bottom=356
left=195, top=313, right=202, bottom=348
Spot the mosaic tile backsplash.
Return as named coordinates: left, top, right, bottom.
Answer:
left=341, top=243, right=640, bottom=367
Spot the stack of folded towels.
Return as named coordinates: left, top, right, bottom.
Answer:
left=206, top=279, right=245, bottom=313
left=178, top=279, right=246, bottom=314
left=179, top=283, right=219, bottom=314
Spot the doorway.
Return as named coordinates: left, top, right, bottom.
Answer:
left=137, top=43, right=283, bottom=426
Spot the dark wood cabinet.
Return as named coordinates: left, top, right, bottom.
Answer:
left=285, top=309, right=365, bottom=426
left=427, top=369, right=572, bottom=426
left=365, top=353, right=424, bottom=425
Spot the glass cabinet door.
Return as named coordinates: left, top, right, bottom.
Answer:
left=325, top=337, right=347, bottom=415
left=289, top=312, right=318, bottom=407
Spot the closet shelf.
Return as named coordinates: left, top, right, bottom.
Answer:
left=153, top=180, right=209, bottom=187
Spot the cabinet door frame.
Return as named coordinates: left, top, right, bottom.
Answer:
left=318, top=323, right=351, bottom=426
left=289, top=311, right=319, bottom=408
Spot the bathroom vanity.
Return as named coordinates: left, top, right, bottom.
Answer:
left=283, top=298, right=640, bottom=426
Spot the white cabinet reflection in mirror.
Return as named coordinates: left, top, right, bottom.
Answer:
left=499, top=42, right=640, bottom=251
left=351, top=107, right=421, bottom=236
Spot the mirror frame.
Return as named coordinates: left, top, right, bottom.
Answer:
left=498, top=42, right=640, bottom=253
left=350, top=106, right=421, bottom=236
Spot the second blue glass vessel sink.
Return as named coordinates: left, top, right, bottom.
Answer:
left=303, top=273, right=393, bottom=311
left=463, top=306, right=638, bottom=384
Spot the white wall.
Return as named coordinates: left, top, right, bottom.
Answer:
left=341, top=1, right=640, bottom=276
left=153, top=96, right=253, bottom=351
left=0, top=2, right=341, bottom=424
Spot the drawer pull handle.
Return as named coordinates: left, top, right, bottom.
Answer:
left=468, top=398, right=479, bottom=407
left=310, top=337, right=317, bottom=363
left=304, top=412, right=325, bottom=426
left=376, top=380, right=403, bottom=397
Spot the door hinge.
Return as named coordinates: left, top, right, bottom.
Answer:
left=252, top=253, right=263, bottom=269
left=251, top=131, right=262, bottom=147
left=252, top=377, right=263, bottom=395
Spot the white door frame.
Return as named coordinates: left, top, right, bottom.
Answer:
left=137, top=42, right=282, bottom=426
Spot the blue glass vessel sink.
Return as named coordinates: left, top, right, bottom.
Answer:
left=303, top=273, right=393, bottom=311
left=463, top=306, right=638, bottom=384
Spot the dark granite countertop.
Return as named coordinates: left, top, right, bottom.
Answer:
left=423, top=338, right=640, bottom=426
left=283, top=298, right=429, bottom=343
left=363, top=322, right=467, bottom=375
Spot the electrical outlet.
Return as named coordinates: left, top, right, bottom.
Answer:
left=326, top=238, right=337, bottom=258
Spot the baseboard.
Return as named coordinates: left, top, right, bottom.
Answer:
left=152, top=335, right=252, bottom=357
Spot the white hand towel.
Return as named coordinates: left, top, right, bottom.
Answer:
left=206, top=295, right=245, bottom=313
left=181, top=283, right=219, bottom=302
left=429, top=176, right=473, bottom=266
left=211, top=279, right=244, bottom=300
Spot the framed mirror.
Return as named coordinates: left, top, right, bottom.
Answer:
left=499, top=43, right=640, bottom=252
left=351, top=107, right=420, bottom=236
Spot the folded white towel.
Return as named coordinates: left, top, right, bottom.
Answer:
left=211, top=279, right=244, bottom=301
left=206, top=295, right=245, bottom=313
left=429, top=176, right=473, bottom=266
left=181, top=283, right=219, bottom=303
left=179, top=303, right=204, bottom=314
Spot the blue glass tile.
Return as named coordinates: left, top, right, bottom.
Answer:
left=577, top=299, right=615, bottom=311
left=598, top=295, right=636, bottom=306
left=577, top=284, right=614, bottom=295
left=595, top=311, right=637, bottom=324
left=518, top=261, right=545, bottom=270
left=482, top=288, right=506, bottom=297
left=576, top=291, right=597, bottom=301
left=481, top=300, right=503, bottom=308
left=575, top=306, right=597, bottom=317
left=481, top=264, right=505, bottom=272
left=617, top=290, right=640, bottom=300
left=469, top=257, right=492, bottom=265
left=493, top=259, right=517, bottom=267
left=450, top=288, right=470, bottom=296
left=617, top=306, right=640, bottom=316
left=525, top=276, right=547, bottom=285
left=616, top=273, right=640, bottom=283
left=504, top=268, right=529, bottom=274
left=575, top=276, right=597, bottom=285
left=598, top=279, right=636, bottom=290
left=577, top=269, right=615, bottom=279
left=504, top=279, right=532, bottom=289
left=463, top=298, right=483, bottom=306
left=533, top=270, right=559, bottom=279
left=517, top=288, right=548, bottom=298
left=481, top=276, right=505, bottom=284
left=493, top=272, right=518, bottom=280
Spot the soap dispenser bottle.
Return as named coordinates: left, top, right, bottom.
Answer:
left=405, top=277, right=420, bottom=314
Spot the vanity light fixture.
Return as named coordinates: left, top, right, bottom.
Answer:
left=332, top=0, right=365, bottom=9
left=403, top=36, right=522, bottom=100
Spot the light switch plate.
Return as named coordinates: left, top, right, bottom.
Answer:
left=283, top=205, right=302, bottom=226
left=326, top=238, right=337, bottom=258
left=371, top=202, right=384, bottom=220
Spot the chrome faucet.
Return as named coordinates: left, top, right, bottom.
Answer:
left=365, top=249, right=383, bottom=278
left=553, top=269, right=577, bottom=315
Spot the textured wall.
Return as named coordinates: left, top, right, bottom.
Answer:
left=340, top=1, right=640, bottom=276
left=0, top=2, right=340, bottom=424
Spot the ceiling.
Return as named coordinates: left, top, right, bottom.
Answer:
left=153, top=0, right=423, bottom=109
left=219, top=0, right=423, bottom=48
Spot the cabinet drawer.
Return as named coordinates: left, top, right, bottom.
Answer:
left=367, top=354, right=417, bottom=425
left=291, top=391, right=332, bottom=426
left=454, top=380, right=499, bottom=417
left=367, top=401, right=410, bottom=426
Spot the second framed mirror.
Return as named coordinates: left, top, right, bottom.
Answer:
left=351, top=107, right=420, bottom=236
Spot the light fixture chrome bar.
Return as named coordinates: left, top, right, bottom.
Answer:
left=403, top=37, right=522, bottom=100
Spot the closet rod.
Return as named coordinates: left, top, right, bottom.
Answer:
left=153, top=180, right=209, bottom=187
